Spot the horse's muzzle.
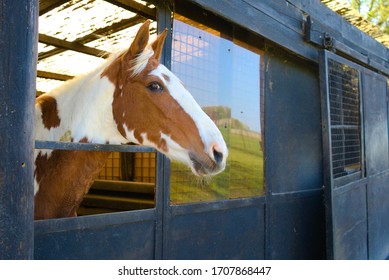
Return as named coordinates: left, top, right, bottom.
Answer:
left=189, top=148, right=227, bottom=176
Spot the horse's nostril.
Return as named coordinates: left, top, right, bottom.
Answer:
left=213, top=148, right=223, bottom=164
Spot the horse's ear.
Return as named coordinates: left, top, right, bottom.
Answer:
left=151, top=28, right=168, bottom=61
left=126, top=20, right=151, bottom=58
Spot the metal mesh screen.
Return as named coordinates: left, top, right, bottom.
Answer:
left=97, top=152, right=156, bottom=182
left=98, top=152, right=121, bottom=180
left=133, top=152, right=156, bottom=183
left=169, top=17, right=264, bottom=204
left=328, top=59, right=361, bottom=178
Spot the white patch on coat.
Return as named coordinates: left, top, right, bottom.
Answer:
left=123, top=125, right=140, bottom=145
left=34, top=59, right=128, bottom=195
left=35, top=63, right=128, bottom=146
left=160, top=132, right=193, bottom=167
left=149, top=65, right=228, bottom=165
left=138, top=132, right=194, bottom=172
left=34, top=177, right=39, bottom=195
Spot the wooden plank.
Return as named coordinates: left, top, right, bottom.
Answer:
left=34, top=217, right=156, bottom=259
left=92, top=180, right=155, bottom=194
left=39, top=0, right=69, bottom=16
left=82, top=194, right=154, bottom=210
left=38, top=15, right=145, bottom=60
left=37, top=70, right=73, bottom=81
left=184, top=0, right=318, bottom=62
left=69, top=15, right=148, bottom=45
left=292, top=0, right=389, bottom=74
left=331, top=182, right=368, bottom=259
left=76, top=206, right=118, bottom=216
left=362, top=70, right=389, bottom=176
left=305, top=15, right=389, bottom=75
left=0, top=0, right=38, bottom=259
left=104, top=0, right=156, bottom=20
left=34, top=209, right=157, bottom=259
left=243, top=0, right=303, bottom=34
left=267, top=193, right=325, bottom=259
left=39, top=33, right=110, bottom=58
left=367, top=173, right=389, bottom=259
left=186, top=0, right=388, bottom=74
left=34, top=208, right=156, bottom=233
left=167, top=203, right=266, bottom=259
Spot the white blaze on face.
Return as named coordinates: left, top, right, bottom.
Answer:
left=150, top=64, right=228, bottom=169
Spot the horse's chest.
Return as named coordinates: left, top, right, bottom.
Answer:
left=34, top=149, right=110, bottom=219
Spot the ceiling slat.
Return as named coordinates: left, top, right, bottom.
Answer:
left=38, top=15, right=145, bottom=61
left=39, top=33, right=110, bottom=59
left=103, top=0, right=156, bottom=20
left=37, top=0, right=156, bottom=92
left=39, top=0, right=70, bottom=16
left=37, top=70, right=74, bottom=81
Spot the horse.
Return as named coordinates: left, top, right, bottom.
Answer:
left=34, top=20, right=228, bottom=220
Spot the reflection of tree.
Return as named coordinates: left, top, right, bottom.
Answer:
left=202, top=106, right=250, bottom=131
left=203, top=106, right=231, bottom=121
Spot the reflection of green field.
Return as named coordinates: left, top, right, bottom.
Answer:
left=170, top=127, right=264, bottom=204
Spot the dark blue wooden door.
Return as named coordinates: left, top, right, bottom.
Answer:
left=320, top=50, right=389, bottom=260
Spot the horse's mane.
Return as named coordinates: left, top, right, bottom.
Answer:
left=130, top=48, right=154, bottom=77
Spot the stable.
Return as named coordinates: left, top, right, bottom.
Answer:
left=0, top=0, right=388, bottom=259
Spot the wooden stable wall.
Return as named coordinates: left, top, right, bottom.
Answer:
left=186, top=0, right=388, bottom=75
left=183, top=0, right=389, bottom=260
left=1, top=0, right=388, bottom=260
left=264, top=47, right=325, bottom=259
left=0, top=0, right=38, bottom=259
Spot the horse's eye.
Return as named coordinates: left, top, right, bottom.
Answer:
left=147, top=82, right=164, bottom=93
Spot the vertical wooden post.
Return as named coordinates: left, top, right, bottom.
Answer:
left=155, top=2, right=173, bottom=260
left=0, top=0, right=38, bottom=259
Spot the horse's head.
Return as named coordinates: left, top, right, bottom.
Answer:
left=102, top=21, right=228, bottom=176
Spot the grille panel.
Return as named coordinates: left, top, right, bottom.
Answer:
left=328, top=59, right=361, bottom=178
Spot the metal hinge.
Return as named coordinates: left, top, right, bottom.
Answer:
left=322, top=32, right=334, bottom=50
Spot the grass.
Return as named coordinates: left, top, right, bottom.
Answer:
left=170, top=126, right=264, bottom=204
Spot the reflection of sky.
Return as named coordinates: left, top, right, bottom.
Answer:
left=171, top=20, right=261, bottom=133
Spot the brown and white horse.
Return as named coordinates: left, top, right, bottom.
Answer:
left=34, top=21, right=228, bottom=220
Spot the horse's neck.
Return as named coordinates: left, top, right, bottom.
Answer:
left=34, top=61, right=125, bottom=218
left=34, top=149, right=110, bottom=219
left=35, top=60, right=126, bottom=145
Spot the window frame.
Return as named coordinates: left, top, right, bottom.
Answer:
left=168, top=11, right=266, bottom=204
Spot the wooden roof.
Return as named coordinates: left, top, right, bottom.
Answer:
left=37, top=0, right=387, bottom=94
left=37, top=0, right=157, bottom=93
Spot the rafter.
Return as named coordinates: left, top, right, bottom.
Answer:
left=39, top=33, right=110, bottom=59
left=38, top=15, right=145, bottom=61
left=37, top=70, right=74, bottom=81
left=39, top=0, right=70, bottom=16
left=103, top=0, right=156, bottom=20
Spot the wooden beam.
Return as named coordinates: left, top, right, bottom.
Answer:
left=39, top=0, right=69, bottom=16
left=92, top=180, right=155, bottom=194
left=39, top=33, right=110, bottom=58
left=38, top=15, right=144, bottom=61
left=76, top=15, right=146, bottom=43
left=82, top=194, right=154, bottom=210
left=103, top=0, right=156, bottom=20
left=37, top=70, right=74, bottom=81
left=0, top=0, right=38, bottom=259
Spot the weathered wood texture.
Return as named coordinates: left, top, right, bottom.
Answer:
left=0, top=0, right=38, bottom=259
left=186, top=0, right=389, bottom=75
